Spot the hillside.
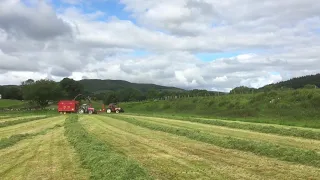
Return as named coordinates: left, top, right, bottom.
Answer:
left=78, top=79, right=185, bottom=94
left=120, top=88, right=320, bottom=128
left=260, top=73, right=320, bottom=90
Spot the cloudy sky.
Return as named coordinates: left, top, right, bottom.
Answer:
left=0, top=0, right=319, bottom=92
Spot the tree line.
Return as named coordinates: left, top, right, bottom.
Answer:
left=2, top=73, right=317, bottom=108
left=0, top=78, right=223, bottom=108
left=230, top=84, right=319, bottom=95
left=0, top=78, right=85, bottom=108
left=98, top=88, right=224, bottom=105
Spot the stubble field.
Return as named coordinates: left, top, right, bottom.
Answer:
left=1, top=113, right=320, bottom=180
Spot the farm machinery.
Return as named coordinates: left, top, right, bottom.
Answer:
left=57, top=94, right=106, bottom=114
left=106, top=103, right=124, bottom=113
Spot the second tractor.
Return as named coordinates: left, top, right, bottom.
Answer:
left=106, top=103, right=124, bottom=113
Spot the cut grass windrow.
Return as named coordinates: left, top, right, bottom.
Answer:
left=0, top=115, right=24, bottom=121
left=111, top=116, right=320, bottom=168
left=0, top=115, right=55, bottom=128
left=126, top=114, right=320, bottom=140
left=64, top=115, right=152, bottom=180
left=0, top=116, right=13, bottom=119
left=0, top=124, right=62, bottom=150
left=0, top=126, right=89, bottom=180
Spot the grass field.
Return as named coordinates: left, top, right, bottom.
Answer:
left=0, top=99, right=27, bottom=108
left=0, top=113, right=320, bottom=179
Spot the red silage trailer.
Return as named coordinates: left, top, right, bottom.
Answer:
left=57, top=100, right=79, bottom=114
left=57, top=94, right=107, bottom=114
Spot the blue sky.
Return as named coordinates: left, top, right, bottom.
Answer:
left=54, top=0, right=135, bottom=22
left=195, top=52, right=246, bottom=61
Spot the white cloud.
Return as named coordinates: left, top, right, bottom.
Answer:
left=0, top=0, right=71, bottom=40
left=0, top=0, right=319, bottom=92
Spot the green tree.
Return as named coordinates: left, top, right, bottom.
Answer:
left=22, top=79, right=63, bottom=108
left=116, top=88, right=143, bottom=102
left=59, top=78, right=84, bottom=99
left=230, top=86, right=256, bottom=94
left=0, top=86, right=23, bottom=100
left=103, top=92, right=119, bottom=105
left=21, top=79, right=35, bottom=86
left=147, top=88, right=159, bottom=99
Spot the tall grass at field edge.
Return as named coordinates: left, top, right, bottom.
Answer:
left=111, top=115, right=320, bottom=168
left=64, top=115, right=153, bottom=180
left=120, top=89, right=320, bottom=128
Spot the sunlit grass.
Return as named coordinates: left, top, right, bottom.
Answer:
left=111, top=115, right=320, bottom=168
left=64, top=115, right=152, bottom=180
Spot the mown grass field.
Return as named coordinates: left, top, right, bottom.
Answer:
left=1, top=112, right=320, bottom=180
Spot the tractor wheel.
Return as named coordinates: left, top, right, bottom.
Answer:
left=106, top=109, right=111, bottom=113
left=78, top=108, right=84, bottom=114
left=88, top=110, right=93, bottom=114
left=116, top=110, right=119, bottom=113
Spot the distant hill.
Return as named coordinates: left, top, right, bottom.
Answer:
left=260, top=73, right=320, bottom=90
left=78, top=79, right=186, bottom=94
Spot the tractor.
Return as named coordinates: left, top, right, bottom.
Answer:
left=77, top=103, right=97, bottom=114
left=106, top=103, right=124, bottom=113
left=57, top=94, right=105, bottom=114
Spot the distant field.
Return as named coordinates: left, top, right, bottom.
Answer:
left=0, top=99, right=27, bottom=108
left=1, top=112, right=320, bottom=179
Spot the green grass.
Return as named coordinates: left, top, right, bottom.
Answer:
left=0, top=115, right=56, bottom=128
left=0, top=109, right=59, bottom=116
left=0, top=99, right=27, bottom=108
left=110, top=115, right=320, bottom=168
left=64, top=115, right=152, bottom=180
left=0, top=115, right=23, bottom=120
left=0, top=124, right=90, bottom=180
left=0, top=124, right=62, bottom=149
left=1, top=111, right=320, bottom=179
left=124, top=113, right=320, bottom=140
left=120, top=89, right=320, bottom=128
left=81, top=115, right=320, bottom=180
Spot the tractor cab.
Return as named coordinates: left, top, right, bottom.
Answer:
left=106, top=103, right=124, bottom=113
left=78, top=103, right=96, bottom=114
